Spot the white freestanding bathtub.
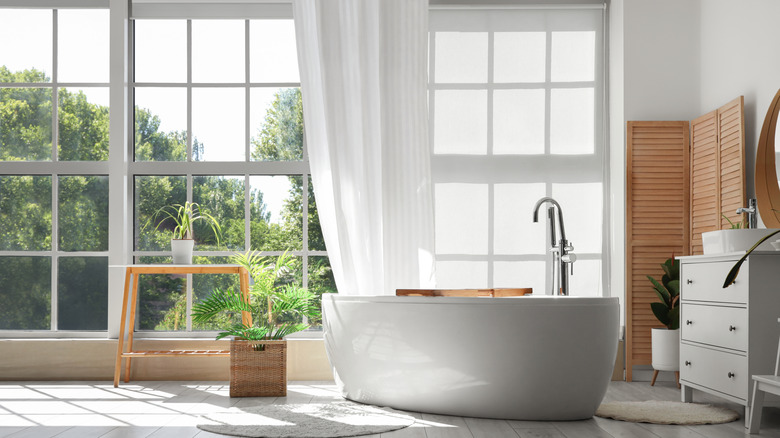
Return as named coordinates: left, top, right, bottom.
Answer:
left=322, top=294, right=619, bottom=421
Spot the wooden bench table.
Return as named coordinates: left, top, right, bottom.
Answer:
left=112, top=264, right=251, bottom=387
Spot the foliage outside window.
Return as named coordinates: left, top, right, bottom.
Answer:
left=132, top=19, right=334, bottom=333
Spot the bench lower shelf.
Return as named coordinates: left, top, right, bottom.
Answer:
left=121, top=350, right=230, bottom=358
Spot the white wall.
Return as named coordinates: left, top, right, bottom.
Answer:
left=699, top=0, right=780, bottom=206
left=610, top=0, right=701, bottom=327
left=622, top=0, right=701, bottom=122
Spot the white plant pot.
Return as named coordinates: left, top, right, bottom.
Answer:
left=171, top=239, right=194, bottom=264
left=651, top=328, right=680, bottom=371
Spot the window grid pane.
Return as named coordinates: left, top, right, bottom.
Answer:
left=0, top=9, right=52, bottom=83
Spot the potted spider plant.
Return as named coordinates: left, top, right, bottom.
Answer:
left=147, top=201, right=221, bottom=264
left=192, top=250, right=321, bottom=397
left=647, top=256, right=680, bottom=386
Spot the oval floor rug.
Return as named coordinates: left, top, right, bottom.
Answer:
left=596, top=401, right=739, bottom=425
left=197, top=401, right=416, bottom=438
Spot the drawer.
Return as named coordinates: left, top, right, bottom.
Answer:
left=681, top=304, right=747, bottom=352
left=680, top=343, right=748, bottom=400
left=681, top=261, right=747, bottom=304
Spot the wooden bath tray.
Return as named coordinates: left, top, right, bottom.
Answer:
left=396, top=288, right=532, bottom=297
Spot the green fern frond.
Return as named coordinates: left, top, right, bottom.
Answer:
left=192, top=288, right=252, bottom=323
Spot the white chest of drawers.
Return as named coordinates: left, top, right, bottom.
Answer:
left=678, top=252, right=780, bottom=419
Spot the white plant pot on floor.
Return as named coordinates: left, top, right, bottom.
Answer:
left=171, top=239, right=194, bottom=264
left=651, top=328, right=680, bottom=371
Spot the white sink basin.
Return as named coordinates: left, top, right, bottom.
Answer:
left=701, top=229, right=780, bottom=254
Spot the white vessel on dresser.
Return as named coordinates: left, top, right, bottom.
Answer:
left=678, top=252, right=780, bottom=422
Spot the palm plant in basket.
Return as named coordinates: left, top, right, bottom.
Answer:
left=191, top=250, right=320, bottom=397
left=191, top=250, right=321, bottom=342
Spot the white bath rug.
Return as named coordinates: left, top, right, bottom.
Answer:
left=596, top=400, right=739, bottom=425
left=197, top=401, right=416, bottom=438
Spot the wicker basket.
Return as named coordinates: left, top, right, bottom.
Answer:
left=229, top=339, right=287, bottom=397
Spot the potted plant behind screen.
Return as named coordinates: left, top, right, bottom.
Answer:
left=648, top=256, right=680, bottom=387
left=147, top=201, right=221, bottom=264
left=191, top=250, right=321, bottom=397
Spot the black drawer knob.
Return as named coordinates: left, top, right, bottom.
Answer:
left=729, top=325, right=736, bottom=332
left=686, top=279, right=693, bottom=284
left=686, top=320, right=693, bottom=325
left=728, top=372, right=735, bottom=378
left=685, top=361, right=691, bottom=366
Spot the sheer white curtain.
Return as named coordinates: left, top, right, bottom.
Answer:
left=293, top=0, right=435, bottom=296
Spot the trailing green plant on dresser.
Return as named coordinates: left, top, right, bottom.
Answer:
left=191, top=250, right=321, bottom=341
left=723, top=228, right=780, bottom=288
left=647, top=257, right=680, bottom=330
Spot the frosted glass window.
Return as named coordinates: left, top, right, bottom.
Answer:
left=435, top=261, right=488, bottom=289
left=494, top=89, right=545, bottom=155
left=58, top=10, right=109, bottom=83
left=250, top=20, right=299, bottom=83
left=494, top=183, right=546, bottom=255
left=192, top=20, right=245, bottom=83
left=435, top=183, right=488, bottom=254
left=434, top=32, right=487, bottom=83
left=134, top=20, right=187, bottom=83
left=551, top=31, right=595, bottom=82
left=433, top=90, right=487, bottom=155
left=0, top=9, right=52, bottom=82
left=568, top=259, right=601, bottom=297
left=192, top=88, right=245, bottom=161
left=552, top=182, right=602, bottom=253
left=494, top=32, right=545, bottom=83
left=429, top=7, right=605, bottom=295
left=494, top=261, right=545, bottom=295
left=550, top=88, right=594, bottom=154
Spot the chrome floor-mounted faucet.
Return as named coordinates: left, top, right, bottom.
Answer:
left=532, top=197, right=576, bottom=296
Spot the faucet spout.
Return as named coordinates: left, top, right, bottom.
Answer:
left=532, top=197, right=574, bottom=296
left=532, top=197, right=567, bottom=242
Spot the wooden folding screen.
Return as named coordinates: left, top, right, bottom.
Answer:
left=718, top=97, right=747, bottom=230
left=690, top=111, right=719, bottom=255
left=689, top=96, right=746, bottom=254
left=626, top=121, right=690, bottom=382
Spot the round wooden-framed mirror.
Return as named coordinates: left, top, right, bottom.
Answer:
left=755, top=89, right=780, bottom=227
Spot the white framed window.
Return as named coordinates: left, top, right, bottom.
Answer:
left=0, top=6, right=111, bottom=332
left=130, top=12, right=333, bottom=334
left=0, top=2, right=334, bottom=337
left=429, top=5, right=609, bottom=296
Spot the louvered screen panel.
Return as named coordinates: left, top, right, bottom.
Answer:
left=719, top=96, right=746, bottom=228
left=626, top=121, right=690, bottom=382
left=690, top=111, right=718, bottom=255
